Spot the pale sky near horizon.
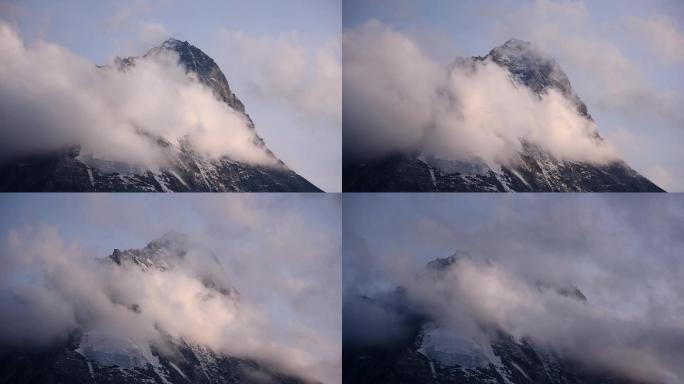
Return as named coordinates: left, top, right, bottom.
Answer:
left=344, top=0, right=684, bottom=191
left=0, top=0, right=341, bottom=191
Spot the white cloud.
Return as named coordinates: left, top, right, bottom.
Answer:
left=0, top=21, right=277, bottom=171
left=0, top=195, right=341, bottom=384
left=344, top=194, right=684, bottom=384
left=403, top=256, right=683, bottom=383
left=487, top=0, right=684, bottom=189
left=343, top=21, right=616, bottom=166
left=218, top=29, right=342, bottom=125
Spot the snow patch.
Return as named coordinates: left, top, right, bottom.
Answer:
left=77, top=331, right=160, bottom=369
left=493, top=171, right=514, bottom=192
left=86, top=361, right=95, bottom=379
left=169, top=170, right=189, bottom=188
left=508, top=168, right=530, bottom=188
left=152, top=173, right=171, bottom=192
left=87, top=168, right=95, bottom=187
left=511, top=361, right=531, bottom=381
left=416, top=344, right=437, bottom=378
left=426, top=156, right=490, bottom=176
left=419, top=323, right=491, bottom=369
left=168, top=361, right=189, bottom=381
left=418, top=156, right=438, bottom=187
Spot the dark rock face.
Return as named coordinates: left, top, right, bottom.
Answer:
left=343, top=149, right=663, bottom=192
left=343, top=39, right=663, bottom=192
left=0, top=338, right=307, bottom=384
left=108, top=232, right=238, bottom=298
left=344, top=332, right=648, bottom=384
left=148, top=39, right=247, bottom=114
left=343, top=255, right=651, bottom=384
left=0, top=38, right=320, bottom=192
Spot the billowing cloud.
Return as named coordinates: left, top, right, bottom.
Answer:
left=487, top=0, right=684, bottom=190
left=400, top=256, right=684, bottom=383
left=490, top=0, right=683, bottom=121
left=218, top=29, right=342, bottom=125
left=0, top=21, right=278, bottom=171
left=343, top=194, right=684, bottom=384
left=0, top=194, right=341, bottom=384
left=343, top=21, right=616, bottom=167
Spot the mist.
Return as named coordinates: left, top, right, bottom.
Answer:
left=0, top=194, right=341, bottom=384
left=343, top=194, right=684, bottom=384
left=343, top=21, right=617, bottom=167
left=0, top=21, right=277, bottom=171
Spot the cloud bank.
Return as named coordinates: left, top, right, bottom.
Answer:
left=0, top=194, right=341, bottom=384
left=0, top=21, right=277, bottom=171
left=343, top=194, right=684, bottom=384
left=343, top=21, right=616, bottom=167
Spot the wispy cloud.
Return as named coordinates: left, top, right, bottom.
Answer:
left=344, top=194, right=684, bottom=383
left=218, top=29, right=342, bottom=125
left=0, top=194, right=341, bottom=384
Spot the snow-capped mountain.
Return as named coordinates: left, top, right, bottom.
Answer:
left=343, top=39, right=663, bottom=192
left=343, top=254, right=651, bottom=384
left=0, top=233, right=312, bottom=384
left=0, top=38, right=320, bottom=192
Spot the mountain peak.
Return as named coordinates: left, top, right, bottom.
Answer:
left=160, top=37, right=186, bottom=48
left=109, top=231, right=195, bottom=271
left=484, top=38, right=574, bottom=96
left=425, top=251, right=472, bottom=271
left=502, top=38, right=532, bottom=49
left=145, top=38, right=247, bottom=113
left=492, top=38, right=539, bottom=57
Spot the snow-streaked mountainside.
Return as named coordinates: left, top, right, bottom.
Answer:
left=343, top=39, right=663, bottom=192
left=343, top=254, right=652, bottom=384
left=0, top=233, right=312, bottom=384
left=0, top=38, right=320, bottom=192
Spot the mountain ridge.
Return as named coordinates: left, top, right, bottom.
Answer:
left=0, top=38, right=321, bottom=192
left=343, top=253, right=654, bottom=384
left=343, top=39, right=663, bottom=192
left=0, top=233, right=314, bottom=384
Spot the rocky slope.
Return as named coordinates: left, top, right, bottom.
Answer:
left=0, top=39, right=320, bottom=192
left=0, top=233, right=313, bottom=384
left=343, top=254, right=653, bottom=384
left=343, top=39, right=663, bottom=192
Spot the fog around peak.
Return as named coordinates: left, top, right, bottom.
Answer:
left=0, top=194, right=341, bottom=384
left=0, top=22, right=278, bottom=171
left=343, top=21, right=617, bottom=167
left=343, top=194, right=684, bottom=383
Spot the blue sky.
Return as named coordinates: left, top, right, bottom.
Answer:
left=0, top=0, right=341, bottom=191
left=0, top=193, right=340, bottom=256
left=344, top=193, right=683, bottom=277
left=343, top=0, right=684, bottom=190
left=3, top=0, right=339, bottom=63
